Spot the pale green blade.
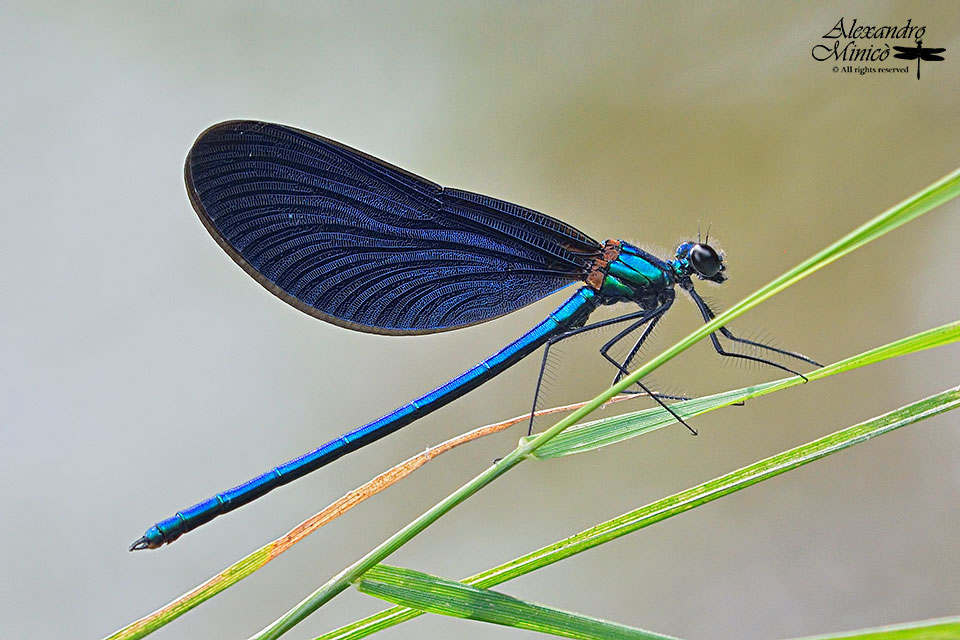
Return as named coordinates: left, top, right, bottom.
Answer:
left=529, top=321, right=960, bottom=459
left=317, top=386, right=960, bottom=639
left=788, top=616, right=960, bottom=639
left=357, top=564, right=680, bottom=640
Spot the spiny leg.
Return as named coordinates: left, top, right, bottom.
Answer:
left=527, top=307, right=663, bottom=436
left=614, top=321, right=659, bottom=384
left=685, top=286, right=815, bottom=379
left=594, top=312, right=697, bottom=435
left=612, top=330, right=744, bottom=405
left=601, top=312, right=665, bottom=385
left=598, top=313, right=661, bottom=383
left=585, top=305, right=677, bottom=390
left=599, top=315, right=691, bottom=402
left=633, top=379, right=696, bottom=435
left=593, top=312, right=687, bottom=399
left=696, top=296, right=822, bottom=367
left=527, top=303, right=697, bottom=436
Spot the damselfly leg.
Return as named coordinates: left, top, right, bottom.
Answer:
left=683, top=285, right=820, bottom=380
left=528, top=303, right=695, bottom=435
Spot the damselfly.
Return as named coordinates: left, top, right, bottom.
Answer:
left=131, top=121, right=816, bottom=550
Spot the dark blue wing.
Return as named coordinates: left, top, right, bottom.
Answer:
left=185, top=121, right=601, bottom=334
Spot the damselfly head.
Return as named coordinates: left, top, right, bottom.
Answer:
left=674, top=241, right=726, bottom=284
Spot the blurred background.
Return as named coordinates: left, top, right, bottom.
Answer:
left=2, top=2, right=958, bottom=639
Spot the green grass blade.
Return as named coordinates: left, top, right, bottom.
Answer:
left=788, top=616, right=960, bottom=639
left=356, top=565, right=680, bottom=640
left=253, top=169, right=960, bottom=640
left=530, top=321, right=960, bottom=459
left=112, top=324, right=959, bottom=640
left=603, top=166, right=960, bottom=403
left=317, top=386, right=960, bottom=639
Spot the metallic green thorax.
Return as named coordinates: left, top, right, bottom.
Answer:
left=598, top=242, right=672, bottom=301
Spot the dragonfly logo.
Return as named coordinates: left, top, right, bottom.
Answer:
left=811, top=17, right=946, bottom=80
left=892, top=39, right=946, bottom=80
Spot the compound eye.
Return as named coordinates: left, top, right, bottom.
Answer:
left=689, top=243, right=722, bottom=277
